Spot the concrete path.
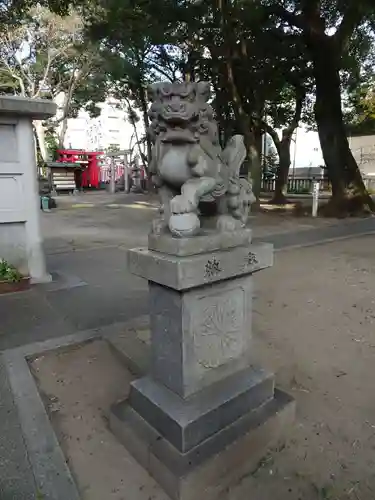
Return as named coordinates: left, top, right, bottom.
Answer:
left=0, top=199, right=374, bottom=499
left=257, top=216, right=375, bottom=250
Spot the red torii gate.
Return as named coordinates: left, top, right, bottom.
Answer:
left=56, top=149, right=104, bottom=189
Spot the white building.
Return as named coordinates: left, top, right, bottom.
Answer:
left=62, top=99, right=145, bottom=153
left=291, top=128, right=324, bottom=171
left=263, top=126, right=324, bottom=176
left=63, top=100, right=326, bottom=173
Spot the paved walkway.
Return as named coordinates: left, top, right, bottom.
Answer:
left=257, top=216, right=375, bottom=249
left=0, top=212, right=374, bottom=499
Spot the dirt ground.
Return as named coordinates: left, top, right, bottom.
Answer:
left=31, top=235, right=375, bottom=500
left=42, top=191, right=343, bottom=254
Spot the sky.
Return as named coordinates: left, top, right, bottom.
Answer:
left=265, top=127, right=324, bottom=169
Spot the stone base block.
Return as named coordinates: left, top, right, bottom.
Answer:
left=30, top=272, right=52, bottom=284
left=148, top=228, right=252, bottom=256
left=110, top=389, right=295, bottom=500
left=128, top=242, right=273, bottom=290
left=129, top=367, right=274, bottom=452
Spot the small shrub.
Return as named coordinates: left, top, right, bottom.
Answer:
left=0, top=259, right=23, bottom=283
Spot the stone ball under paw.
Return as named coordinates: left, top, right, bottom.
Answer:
left=216, top=214, right=243, bottom=232
left=169, top=213, right=200, bottom=238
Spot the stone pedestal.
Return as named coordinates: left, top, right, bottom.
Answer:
left=0, top=96, right=56, bottom=283
left=111, top=229, right=295, bottom=500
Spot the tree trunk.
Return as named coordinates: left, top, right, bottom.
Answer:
left=264, top=126, right=292, bottom=205
left=271, top=136, right=291, bottom=204
left=131, top=116, right=144, bottom=165
left=33, top=120, right=49, bottom=163
left=138, top=84, right=152, bottom=169
left=212, top=77, right=232, bottom=148
left=55, top=76, right=77, bottom=149
left=213, top=0, right=261, bottom=205
left=58, top=118, right=68, bottom=148
left=266, top=88, right=304, bottom=205
left=249, top=126, right=262, bottom=204
left=310, top=36, right=375, bottom=213
left=143, top=115, right=152, bottom=169
left=248, top=138, right=262, bottom=206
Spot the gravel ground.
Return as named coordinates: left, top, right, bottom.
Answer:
left=31, top=235, right=375, bottom=500
left=41, top=192, right=342, bottom=254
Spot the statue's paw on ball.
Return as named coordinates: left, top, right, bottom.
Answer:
left=170, top=195, right=195, bottom=214
left=216, top=214, right=243, bottom=232
left=169, top=213, right=200, bottom=238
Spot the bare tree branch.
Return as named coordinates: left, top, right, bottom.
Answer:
left=266, top=3, right=307, bottom=31
left=334, top=4, right=367, bottom=53
left=284, top=87, right=305, bottom=137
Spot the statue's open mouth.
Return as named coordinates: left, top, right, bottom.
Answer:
left=161, top=129, right=198, bottom=143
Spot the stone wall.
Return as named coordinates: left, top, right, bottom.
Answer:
left=0, top=96, right=56, bottom=282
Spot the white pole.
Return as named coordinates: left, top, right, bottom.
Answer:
left=109, top=157, right=116, bottom=194
left=262, top=131, right=267, bottom=166
left=124, top=153, right=130, bottom=193
left=312, top=180, right=320, bottom=217
left=124, top=165, right=129, bottom=193
left=292, top=128, right=298, bottom=180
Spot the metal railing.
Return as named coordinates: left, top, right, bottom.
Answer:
left=262, top=175, right=375, bottom=194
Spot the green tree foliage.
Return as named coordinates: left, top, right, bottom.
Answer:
left=0, top=5, right=106, bottom=157
left=85, top=0, right=185, bottom=166
left=1, top=0, right=80, bottom=26
left=346, top=78, right=375, bottom=136
left=84, top=0, right=375, bottom=211
left=260, top=0, right=375, bottom=212
left=85, top=0, right=307, bottom=199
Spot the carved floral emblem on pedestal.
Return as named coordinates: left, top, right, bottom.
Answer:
left=192, top=289, right=245, bottom=369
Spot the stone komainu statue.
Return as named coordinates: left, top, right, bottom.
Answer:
left=148, top=81, right=255, bottom=237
